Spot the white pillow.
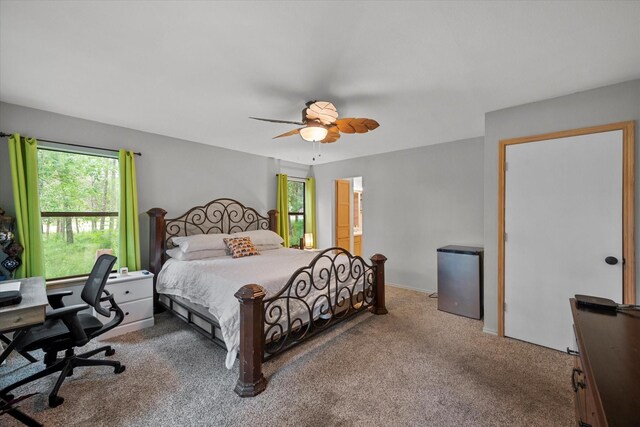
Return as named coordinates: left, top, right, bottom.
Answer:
left=166, top=247, right=228, bottom=261
left=255, top=244, right=283, bottom=251
left=231, top=230, right=284, bottom=246
left=171, top=233, right=230, bottom=253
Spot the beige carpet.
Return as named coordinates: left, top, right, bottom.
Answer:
left=1, top=286, right=574, bottom=426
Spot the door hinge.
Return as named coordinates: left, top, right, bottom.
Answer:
left=505, top=161, right=508, bottom=172
left=504, top=302, right=507, bottom=312
left=504, top=232, right=508, bottom=242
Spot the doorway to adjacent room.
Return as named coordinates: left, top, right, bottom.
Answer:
left=335, top=176, right=363, bottom=256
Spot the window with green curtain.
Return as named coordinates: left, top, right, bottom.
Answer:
left=118, top=149, right=141, bottom=271
left=287, top=179, right=305, bottom=246
left=276, top=174, right=290, bottom=247
left=277, top=175, right=314, bottom=248
left=7, top=139, right=141, bottom=280
left=305, top=177, right=317, bottom=248
left=8, top=134, right=44, bottom=278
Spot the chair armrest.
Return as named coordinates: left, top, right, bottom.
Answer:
left=46, top=304, right=89, bottom=320
left=46, top=304, right=91, bottom=346
left=99, top=288, right=114, bottom=303
left=93, top=289, right=125, bottom=334
left=46, top=290, right=74, bottom=309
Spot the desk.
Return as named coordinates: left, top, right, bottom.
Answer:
left=0, top=277, right=48, bottom=333
left=0, top=277, right=47, bottom=427
left=0, top=277, right=47, bottom=365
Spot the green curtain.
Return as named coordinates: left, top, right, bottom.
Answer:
left=305, top=177, right=317, bottom=248
left=276, top=174, right=289, bottom=247
left=8, top=134, right=45, bottom=278
left=118, top=149, right=141, bottom=270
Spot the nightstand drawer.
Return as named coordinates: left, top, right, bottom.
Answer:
left=97, top=297, right=153, bottom=326
left=105, top=277, right=152, bottom=303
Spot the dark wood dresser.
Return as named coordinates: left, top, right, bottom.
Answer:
left=570, top=299, right=640, bottom=427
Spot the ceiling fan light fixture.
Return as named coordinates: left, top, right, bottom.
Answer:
left=299, top=124, right=328, bottom=142
left=250, top=100, right=379, bottom=145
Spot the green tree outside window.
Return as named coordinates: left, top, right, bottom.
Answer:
left=38, top=149, right=120, bottom=279
left=287, top=180, right=305, bottom=247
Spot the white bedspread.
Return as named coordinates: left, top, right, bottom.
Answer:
left=157, top=248, right=326, bottom=369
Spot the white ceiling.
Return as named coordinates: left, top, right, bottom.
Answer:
left=1, top=1, right=639, bottom=165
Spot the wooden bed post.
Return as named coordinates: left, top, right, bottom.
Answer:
left=267, top=209, right=277, bottom=232
left=234, top=284, right=267, bottom=397
left=147, top=207, right=167, bottom=313
left=370, top=254, right=388, bottom=315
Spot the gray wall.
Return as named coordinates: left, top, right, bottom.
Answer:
left=0, top=102, right=309, bottom=270
left=313, top=137, right=484, bottom=292
left=483, top=79, right=640, bottom=334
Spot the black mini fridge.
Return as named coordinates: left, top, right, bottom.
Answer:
left=437, top=245, right=483, bottom=319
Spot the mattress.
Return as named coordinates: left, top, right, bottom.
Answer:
left=157, top=248, right=363, bottom=369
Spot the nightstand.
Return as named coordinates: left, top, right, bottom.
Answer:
left=92, top=270, right=154, bottom=340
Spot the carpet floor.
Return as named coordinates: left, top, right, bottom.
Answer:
left=1, top=286, right=574, bottom=426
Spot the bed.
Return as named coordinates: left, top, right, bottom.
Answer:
left=147, top=198, right=388, bottom=396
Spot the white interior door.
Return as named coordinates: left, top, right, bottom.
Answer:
left=504, top=130, right=623, bottom=351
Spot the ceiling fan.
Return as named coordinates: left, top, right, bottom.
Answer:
left=250, top=101, right=379, bottom=143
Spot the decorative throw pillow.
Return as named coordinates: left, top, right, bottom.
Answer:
left=223, top=237, right=260, bottom=259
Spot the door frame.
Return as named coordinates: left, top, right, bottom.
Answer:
left=335, top=179, right=351, bottom=251
left=497, top=121, right=635, bottom=337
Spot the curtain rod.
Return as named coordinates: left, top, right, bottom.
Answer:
left=276, top=173, right=309, bottom=180
left=0, top=132, right=142, bottom=156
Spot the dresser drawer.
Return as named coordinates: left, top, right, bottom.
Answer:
left=105, top=277, right=152, bottom=303
left=96, top=297, right=153, bottom=326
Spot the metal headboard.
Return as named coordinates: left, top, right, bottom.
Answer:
left=146, top=198, right=278, bottom=285
left=163, top=198, right=272, bottom=248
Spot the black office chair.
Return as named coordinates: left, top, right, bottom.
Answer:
left=0, top=254, right=126, bottom=407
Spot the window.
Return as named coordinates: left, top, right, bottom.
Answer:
left=287, top=179, right=305, bottom=247
left=38, top=149, right=120, bottom=279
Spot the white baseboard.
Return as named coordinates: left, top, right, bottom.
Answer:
left=386, top=282, right=435, bottom=294
left=482, top=327, right=498, bottom=335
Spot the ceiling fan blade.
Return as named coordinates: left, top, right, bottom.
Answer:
left=335, top=118, right=380, bottom=134
left=305, top=101, right=339, bottom=125
left=273, top=128, right=302, bottom=139
left=321, top=126, right=341, bottom=143
left=250, top=117, right=306, bottom=126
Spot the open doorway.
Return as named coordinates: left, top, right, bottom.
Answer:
left=335, top=176, right=363, bottom=256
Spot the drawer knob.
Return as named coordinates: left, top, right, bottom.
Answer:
left=125, top=290, right=130, bottom=294
left=125, top=312, right=129, bottom=316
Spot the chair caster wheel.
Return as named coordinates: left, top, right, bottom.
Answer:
left=48, top=395, right=64, bottom=408
left=114, top=364, right=126, bottom=374
left=105, top=348, right=115, bottom=356
left=2, top=393, right=15, bottom=402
